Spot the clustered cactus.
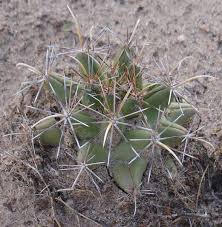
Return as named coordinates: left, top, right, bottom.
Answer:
left=16, top=14, right=209, bottom=215
left=21, top=45, right=197, bottom=194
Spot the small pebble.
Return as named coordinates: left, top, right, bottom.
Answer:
left=177, top=34, right=186, bottom=43
left=199, top=24, right=210, bottom=33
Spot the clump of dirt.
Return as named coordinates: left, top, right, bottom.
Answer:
left=1, top=0, right=222, bottom=226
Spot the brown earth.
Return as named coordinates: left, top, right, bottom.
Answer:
left=1, top=0, right=222, bottom=226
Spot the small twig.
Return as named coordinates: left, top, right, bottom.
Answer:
left=196, top=165, right=209, bottom=209
left=56, top=197, right=103, bottom=226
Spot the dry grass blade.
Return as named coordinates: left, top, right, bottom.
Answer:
left=67, top=5, right=84, bottom=48
left=196, top=165, right=209, bottom=209
left=173, top=75, right=215, bottom=88
left=56, top=197, right=103, bottom=226
left=128, top=18, right=140, bottom=46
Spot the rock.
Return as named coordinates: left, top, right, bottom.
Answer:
left=177, top=34, right=186, bottom=43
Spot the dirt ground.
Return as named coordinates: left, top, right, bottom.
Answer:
left=1, top=0, right=222, bottom=226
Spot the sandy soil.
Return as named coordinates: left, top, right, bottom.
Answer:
left=1, top=0, right=222, bottom=226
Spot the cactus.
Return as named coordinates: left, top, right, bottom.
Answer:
left=77, top=143, right=107, bottom=168
left=26, top=45, right=197, bottom=190
left=17, top=20, right=207, bottom=215
left=111, top=143, right=147, bottom=194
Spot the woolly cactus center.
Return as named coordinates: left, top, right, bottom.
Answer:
left=62, top=109, right=75, bottom=123
left=80, top=163, right=86, bottom=168
left=151, top=131, right=160, bottom=143
left=62, top=109, right=70, bottom=118
left=110, top=115, right=118, bottom=125
left=44, top=73, right=49, bottom=80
